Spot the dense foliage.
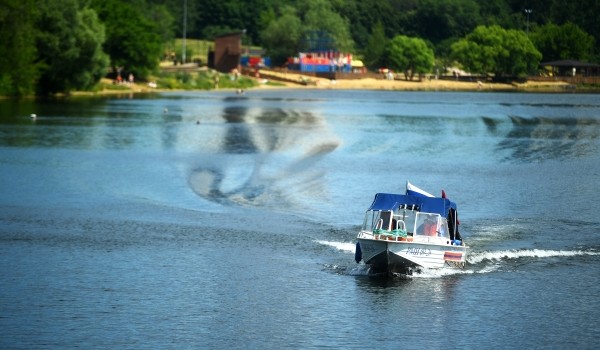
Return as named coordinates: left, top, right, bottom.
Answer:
left=451, top=25, right=542, bottom=77
left=91, top=0, right=164, bottom=78
left=387, top=36, right=435, bottom=80
left=0, top=0, right=167, bottom=96
left=36, top=0, right=109, bottom=95
left=260, top=6, right=303, bottom=66
left=0, top=0, right=40, bottom=95
left=530, top=22, right=596, bottom=62
left=362, top=22, right=388, bottom=69
left=1, top=0, right=598, bottom=96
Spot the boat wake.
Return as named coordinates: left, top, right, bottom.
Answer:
left=317, top=240, right=600, bottom=278
left=467, top=248, right=600, bottom=264
left=316, top=240, right=355, bottom=253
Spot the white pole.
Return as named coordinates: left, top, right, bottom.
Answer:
left=525, top=9, right=532, bottom=36
left=182, top=0, right=187, bottom=63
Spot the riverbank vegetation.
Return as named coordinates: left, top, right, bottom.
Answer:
left=1, top=0, right=598, bottom=97
left=88, top=70, right=261, bottom=94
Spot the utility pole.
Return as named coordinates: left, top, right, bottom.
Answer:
left=182, top=0, right=187, bottom=64
left=524, top=9, right=532, bottom=36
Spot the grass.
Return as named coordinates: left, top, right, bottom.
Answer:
left=165, top=38, right=213, bottom=64
left=94, top=81, right=134, bottom=92
left=82, top=69, right=259, bottom=95
left=150, top=70, right=258, bottom=90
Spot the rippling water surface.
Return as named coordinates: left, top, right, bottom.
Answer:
left=1, top=90, right=599, bottom=349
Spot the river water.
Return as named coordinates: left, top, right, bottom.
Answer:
left=1, top=89, right=599, bottom=349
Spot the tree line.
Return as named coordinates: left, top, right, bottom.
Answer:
left=1, top=0, right=598, bottom=96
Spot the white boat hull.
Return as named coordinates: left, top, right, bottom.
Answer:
left=357, top=231, right=468, bottom=274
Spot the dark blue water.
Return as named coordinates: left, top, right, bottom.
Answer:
left=1, top=90, right=599, bottom=349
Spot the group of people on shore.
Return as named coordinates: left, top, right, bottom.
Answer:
left=112, top=66, right=135, bottom=86
left=114, top=72, right=135, bottom=85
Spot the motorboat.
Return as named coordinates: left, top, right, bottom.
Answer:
left=355, top=182, right=468, bottom=275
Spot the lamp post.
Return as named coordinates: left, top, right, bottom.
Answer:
left=524, top=9, right=532, bottom=36
left=182, top=0, right=187, bottom=64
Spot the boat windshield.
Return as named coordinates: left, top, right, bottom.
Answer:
left=393, top=208, right=417, bottom=235
left=414, top=212, right=446, bottom=237
left=362, top=210, right=394, bottom=231
left=363, top=209, right=450, bottom=239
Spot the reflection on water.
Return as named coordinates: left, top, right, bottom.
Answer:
left=222, top=106, right=256, bottom=153
left=0, top=97, right=176, bottom=149
left=188, top=103, right=340, bottom=209
left=495, top=116, right=600, bottom=162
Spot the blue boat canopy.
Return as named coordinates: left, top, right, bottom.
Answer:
left=367, top=193, right=457, bottom=217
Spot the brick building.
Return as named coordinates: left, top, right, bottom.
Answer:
left=211, top=32, right=244, bottom=73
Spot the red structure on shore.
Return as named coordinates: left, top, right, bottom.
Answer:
left=211, top=32, right=244, bottom=73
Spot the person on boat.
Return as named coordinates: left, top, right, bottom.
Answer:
left=418, top=218, right=437, bottom=236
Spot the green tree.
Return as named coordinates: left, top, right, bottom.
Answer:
left=300, top=0, right=354, bottom=52
left=145, top=3, right=175, bottom=44
left=542, top=0, right=600, bottom=57
left=35, top=0, right=109, bottom=94
left=478, top=0, right=518, bottom=28
left=362, top=21, right=388, bottom=69
left=531, top=22, right=595, bottom=62
left=451, top=25, right=541, bottom=77
left=144, top=0, right=600, bottom=66
left=201, top=25, right=238, bottom=40
left=335, top=0, right=407, bottom=49
left=260, top=0, right=354, bottom=66
left=173, top=0, right=275, bottom=44
left=257, top=6, right=276, bottom=34
left=92, top=0, right=163, bottom=78
left=0, top=0, right=40, bottom=96
left=504, top=0, right=599, bottom=55
left=386, top=35, right=435, bottom=80
left=260, top=6, right=302, bottom=66
left=159, top=0, right=201, bottom=39
left=411, top=0, right=481, bottom=45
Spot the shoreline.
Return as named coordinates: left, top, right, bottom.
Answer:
left=251, top=70, right=581, bottom=92
left=6, top=75, right=593, bottom=99
left=85, top=74, right=586, bottom=95
left=84, top=80, right=578, bottom=95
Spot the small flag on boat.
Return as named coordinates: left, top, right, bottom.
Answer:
left=406, top=181, right=435, bottom=197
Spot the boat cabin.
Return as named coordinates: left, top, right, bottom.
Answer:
left=364, top=208, right=448, bottom=236
left=361, top=193, right=461, bottom=243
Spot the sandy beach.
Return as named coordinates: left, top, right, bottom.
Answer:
left=254, top=69, right=575, bottom=92
left=77, top=71, right=576, bottom=97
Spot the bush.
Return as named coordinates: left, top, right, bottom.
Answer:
left=0, top=76, right=15, bottom=96
left=144, top=70, right=259, bottom=91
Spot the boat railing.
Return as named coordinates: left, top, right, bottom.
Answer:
left=394, top=220, right=406, bottom=231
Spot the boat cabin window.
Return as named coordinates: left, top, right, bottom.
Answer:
left=394, top=209, right=417, bottom=235
left=363, top=210, right=394, bottom=231
left=414, top=213, right=442, bottom=237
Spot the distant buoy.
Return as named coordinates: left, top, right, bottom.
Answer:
left=354, top=242, right=362, bottom=263
left=163, top=108, right=168, bottom=113
left=196, top=120, right=200, bottom=125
